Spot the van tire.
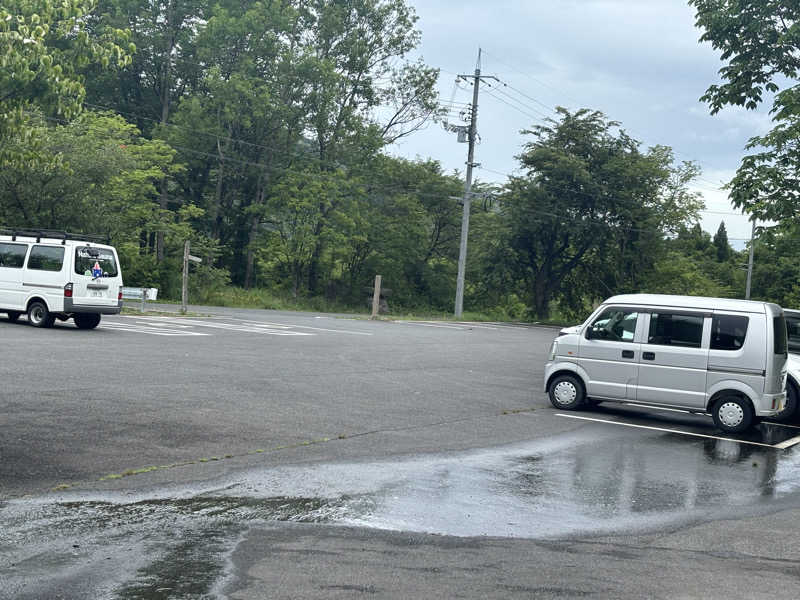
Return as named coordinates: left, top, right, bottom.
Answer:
left=27, top=301, right=55, bottom=328
left=74, top=314, right=102, bottom=330
left=548, top=374, right=586, bottom=410
left=774, top=382, right=798, bottom=423
left=712, top=395, right=754, bottom=433
left=6, top=311, right=21, bottom=322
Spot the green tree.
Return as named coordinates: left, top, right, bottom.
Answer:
left=690, top=1, right=800, bottom=224
left=0, top=0, right=132, bottom=162
left=713, top=221, right=731, bottom=261
left=491, top=108, right=702, bottom=319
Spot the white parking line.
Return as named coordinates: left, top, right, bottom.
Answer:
left=396, top=321, right=469, bottom=330
left=773, top=435, right=800, bottom=449
left=245, top=321, right=372, bottom=336
left=554, top=413, right=782, bottom=449
left=100, top=322, right=209, bottom=336
left=134, top=317, right=313, bottom=335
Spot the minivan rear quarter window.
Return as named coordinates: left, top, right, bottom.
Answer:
left=27, top=245, right=64, bottom=271
left=710, top=314, right=749, bottom=351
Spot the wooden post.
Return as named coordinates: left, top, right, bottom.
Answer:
left=182, top=240, right=189, bottom=314
left=371, top=275, right=382, bottom=319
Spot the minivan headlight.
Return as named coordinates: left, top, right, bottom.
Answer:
left=549, top=340, right=558, bottom=360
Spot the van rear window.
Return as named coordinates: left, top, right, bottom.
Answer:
left=774, top=315, right=788, bottom=355
left=710, top=315, right=748, bottom=351
left=75, top=247, right=118, bottom=277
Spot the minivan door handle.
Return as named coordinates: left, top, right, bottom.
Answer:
left=621, top=350, right=634, bottom=358
left=643, top=351, right=656, bottom=360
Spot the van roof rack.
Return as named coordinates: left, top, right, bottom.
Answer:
left=0, top=228, right=110, bottom=245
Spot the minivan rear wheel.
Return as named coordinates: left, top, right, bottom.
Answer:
left=27, top=301, right=55, bottom=328
left=712, top=396, right=754, bottom=433
left=74, top=313, right=102, bottom=330
left=548, top=374, right=586, bottom=410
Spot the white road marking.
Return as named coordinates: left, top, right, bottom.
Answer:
left=243, top=321, right=372, bottom=335
left=760, top=421, right=800, bottom=430
left=134, top=317, right=313, bottom=336
left=100, top=322, right=209, bottom=336
left=773, top=435, right=800, bottom=450
left=396, top=321, right=469, bottom=330
left=554, top=413, right=781, bottom=449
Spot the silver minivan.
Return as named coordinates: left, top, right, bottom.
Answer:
left=543, top=294, right=788, bottom=433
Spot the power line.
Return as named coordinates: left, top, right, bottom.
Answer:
left=481, top=86, right=547, bottom=124
left=480, top=49, right=732, bottom=193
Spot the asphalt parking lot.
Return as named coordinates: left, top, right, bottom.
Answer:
left=3, top=307, right=800, bottom=599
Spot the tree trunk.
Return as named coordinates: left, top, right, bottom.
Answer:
left=533, top=275, right=552, bottom=320
left=244, top=215, right=260, bottom=289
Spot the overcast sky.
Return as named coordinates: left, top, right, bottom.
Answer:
left=387, top=0, right=775, bottom=247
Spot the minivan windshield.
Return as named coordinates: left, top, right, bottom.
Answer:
left=75, top=247, right=118, bottom=277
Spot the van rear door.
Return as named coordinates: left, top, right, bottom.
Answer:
left=72, top=246, right=121, bottom=308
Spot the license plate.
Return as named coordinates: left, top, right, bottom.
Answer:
left=91, top=291, right=103, bottom=298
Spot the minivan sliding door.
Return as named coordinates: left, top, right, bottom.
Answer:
left=635, top=311, right=709, bottom=409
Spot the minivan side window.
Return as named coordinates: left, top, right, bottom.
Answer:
left=787, top=316, right=800, bottom=354
left=27, top=245, right=65, bottom=272
left=710, top=315, right=749, bottom=351
left=648, top=313, right=703, bottom=348
left=0, top=242, right=27, bottom=268
left=587, top=308, right=638, bottom=342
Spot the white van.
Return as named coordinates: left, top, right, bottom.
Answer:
left=0, top=230, right=123, bottom=329
left=544, top=294, right=788, bottom=433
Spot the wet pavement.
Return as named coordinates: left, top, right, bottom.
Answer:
left=5, top=418, right=800, bottom=599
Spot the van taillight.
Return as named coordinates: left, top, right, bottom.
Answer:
left=118, top=290, right=122, bottom=300
left=64, top=283, right=73, bottom=298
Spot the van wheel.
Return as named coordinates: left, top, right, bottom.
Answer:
left=712, top=396, right=754, bottom=433
left=74, top=314, right=102, bottom=330
left=774, top=383, right=798, bottom=423
left=27, top=301, right=55, bottom=328
left=6, top=311, right=21, bottom=322
left=548, top=374, right=585, bottom=410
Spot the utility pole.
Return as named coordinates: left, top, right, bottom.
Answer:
left=454, top=48, right=498, bottom=318
left=745, top=219, right=756, bottom=300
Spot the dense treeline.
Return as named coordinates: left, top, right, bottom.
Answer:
left=1, top=1, right=798, bottom=319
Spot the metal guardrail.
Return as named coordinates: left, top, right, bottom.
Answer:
left=121, top=287, right=158, bottom=312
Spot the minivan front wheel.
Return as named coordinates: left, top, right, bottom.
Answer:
left=712, top=396, right=754, bottom=433
left=27, top=301, right=55, bottom=328
left=548, top=374, right=586, bottom=410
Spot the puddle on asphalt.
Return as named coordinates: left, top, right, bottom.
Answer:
left=5, top=426, right=800, bottom=598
